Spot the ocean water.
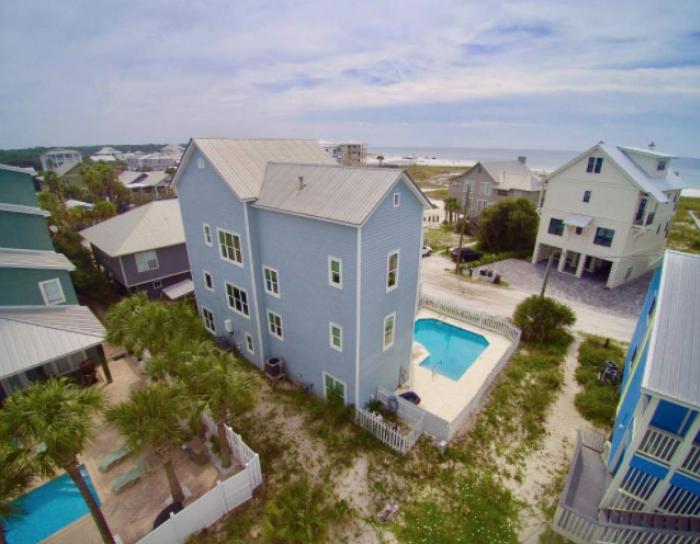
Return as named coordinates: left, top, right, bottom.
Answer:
left=371, top=146, right=700, bottom=191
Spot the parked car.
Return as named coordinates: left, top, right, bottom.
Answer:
left=450, top=247, right=483, bottom=263
left=421, top=245, right=432, bottom=257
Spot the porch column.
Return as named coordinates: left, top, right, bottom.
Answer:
left=557, top=249, right=567, bottom=273
left=531, top=243, right=539, bottom=264
left=95, top=344, right=113, bottom=384
left=575, top=254, right=587, bottom=278
left=642, top=411, right=700, bottom=512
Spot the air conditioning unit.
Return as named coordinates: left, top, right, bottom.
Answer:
left=264, top=357, right=285, bottom=381
left=224, top=319, right=233, bottom=333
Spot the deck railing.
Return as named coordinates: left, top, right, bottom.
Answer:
left=638, top=425, right=682, bottom=464
left=681, top=443, right=700, bottom=479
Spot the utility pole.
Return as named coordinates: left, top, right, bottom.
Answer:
left=455, top=184, right=471, bottom=276
left=540, top=248, right=558, bottom=297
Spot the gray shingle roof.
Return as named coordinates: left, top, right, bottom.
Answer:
left=253, top=163, right=430, bottom=225
left=181, top=138, right=337, bottom=200
left=0, top=305, right=105, bottom=379
left=0, top=249, right=75, bottom=271
left=80, top=199, right=184, bottom=257
left=642, top=251, right=700, bottom=408
left=478, top=160, right=542, bottom=192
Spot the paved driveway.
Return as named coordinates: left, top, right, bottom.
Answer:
left=472, top=259, right=651, bottom=318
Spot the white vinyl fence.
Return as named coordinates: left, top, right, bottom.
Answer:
left=136, top=418, right=262, bottom=544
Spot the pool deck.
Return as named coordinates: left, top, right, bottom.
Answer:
left=399, top=308, right=511, bottom=424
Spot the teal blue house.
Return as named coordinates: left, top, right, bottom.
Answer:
left=0, top=164, right=106, bottom=402
left=551, top=250, right=700, bottom=542
left=174, top=139, right=430, bottom=407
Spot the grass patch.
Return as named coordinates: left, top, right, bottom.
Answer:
left=423, top=223, right=470, bottom=253
left=458, top=248, right=533, bottom=271
left=668, top=197, right=700, bottom=254
left=574, top=335, right=626, bottom=427
left=405, top=164, right=465, bottom=183
left=424, top=187, right=449, bottom=201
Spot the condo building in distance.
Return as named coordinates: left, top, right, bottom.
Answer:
left=174, top=138, right=430, bottom=406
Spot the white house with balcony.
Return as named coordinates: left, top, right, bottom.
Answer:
left=532, top=143, right=685, bottom=288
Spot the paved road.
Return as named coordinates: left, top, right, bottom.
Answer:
left=421, top=255, right=636, bottom=342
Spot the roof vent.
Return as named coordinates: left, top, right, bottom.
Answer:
left=598, top=140, right=605, bottom=145
left=648, top=141, right=656, bottom=151
left=298, top=176, right=306, bottom=190
left=517, top=156, right=527, bottom=165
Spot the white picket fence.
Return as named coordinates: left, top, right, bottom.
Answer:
left=354, top=406, right=424, bottom=454
left=136, top=419, right=262, bottom=544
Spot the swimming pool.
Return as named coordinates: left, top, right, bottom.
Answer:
left=6, top=466, right=100, bottom=544
left=415, top=318, right=490, bottom=381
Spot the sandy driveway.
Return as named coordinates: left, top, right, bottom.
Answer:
left=421, top=255, right=636, bottom=341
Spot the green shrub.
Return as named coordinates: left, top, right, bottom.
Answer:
left=478, top=198, right=539, bottom=252
left=513, top=296, right=576, bottom=344
left=575, top=387, right=619, bottom=426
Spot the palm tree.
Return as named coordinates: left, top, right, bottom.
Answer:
left=0, top=444, right=34, bottom=544
left=444, top=197, right=460, bottom=224
left=188, top=353, right=258, bottom=468
left=0, top=380, right=114, bottom=544
left=106, top=382, right=189, bottom=504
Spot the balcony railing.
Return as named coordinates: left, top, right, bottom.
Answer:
left=638, top=425, right=681, bottom=464
left=681, top=443, right=700, bottom=479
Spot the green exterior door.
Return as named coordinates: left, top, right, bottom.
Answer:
left=324, top=373, right=346, bottom=404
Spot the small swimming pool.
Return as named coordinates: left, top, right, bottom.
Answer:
left=415, top=318, right=490, bottom=381
left=6, top=466, right=100, bottom=544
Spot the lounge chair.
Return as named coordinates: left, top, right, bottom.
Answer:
left=112, top=458, right=145, bottom=493
left=98, top=444, right=131, bottom=472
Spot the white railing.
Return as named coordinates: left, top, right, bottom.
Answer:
left=638, top=426, right=682, bottom=463
left=418, top=294, right=521, bottom=342
left=136, top=419, right=262, bottom=544
left=354, top=407, right=423, bottom=454
left=681, top=443, right=700, bottom=478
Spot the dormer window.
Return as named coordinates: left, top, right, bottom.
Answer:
left=657, top=160, right=667, bottom=171
left=586, top=157, right=603, bottom=174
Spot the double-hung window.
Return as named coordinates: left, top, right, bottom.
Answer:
left=593, top=227, right=615, bottom=247
left=329, top=257, right=342, bottom=289
left=480, top=182, right=492, bottom=196
left=39, top=278, right=66, bottom=305
left=218, top=229, right=243, bottom=265
left=657, top=159, right=667, bottom=171
left=268, top=311, right=283, bottom=340
left=583, top=190, right=591, bottom=203
left=203, top=224, right=212, bottom=246
left=329, top=322, right=342, bottom=352
left=225, top=282, right=249, bottom=318
left=386, top=251, right=399, bottom=292
left=548, top=218, right=564, bottom=236
left=135, top=250, right=159, bottom=272
left=383, top=313, right=396, bottom=351
left=263, top=266, right=280, bottom=297
left=245, top=332, right=254, bottom=355
left=202, top=307, right=215, bottom=333
left=586, top=157, right=603, bottom=173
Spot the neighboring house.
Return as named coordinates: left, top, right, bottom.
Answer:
left=551, top=250, right=700, bottom=543
left=320, top=141, right=367, bottom=166
left=532, top=143, right=684, bottom=288
left=174, top=138, right=430, bottom=406
left=95, top=146, right=123, bottom=158
left=80, top=199, right=191, bottom=299
left=89, top=154, right=118, bottom=163
left=447, top=156, right=542, bottom=217
left=39, top=148, right=81, bottom=171
left=118, top=170, right=171, bottom=196
left=0, top=164, right=107, bottom=403
left=423, top=198, right=443, bottom=228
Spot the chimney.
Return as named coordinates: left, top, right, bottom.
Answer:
left=648, top=141, right=656, bottom=151
left=298, top=176, right=306, bottom=190
left=517, top=156, right=527, bottom=165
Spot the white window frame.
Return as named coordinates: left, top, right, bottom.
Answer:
left=225, top=281, right=250, bottom=319
left=197, top=157, right=205, bottom=169
left=267, top=311, right=284, bottom=341
left=322, top=371, right=347, bottom=405
left=217, top=228, right=243, bottom=267
left=202, top=306, right=215, bottom=334
left=386, top=250, right=400, bottom=292
left=262, top=265, right=280, bottom=298
left=38, top=278, right=66, bottom=305
left=135, top=250, right=159, bottom=273
left=203, top=224, right=212, bottom=246
left=393, top=192, right=400, bottom=207
left=152, top=280, right=163, bottom=289
left=329, top=322, right=343, bottom=352
left=480, top=182, right=491, bottom=196
left=383, top=312, right=396, bottom=351
left=245, top=332, right=254, bottom=355
left=328, top=256, right=342, bottom=289
left=202, top=270, right=214, bottom=292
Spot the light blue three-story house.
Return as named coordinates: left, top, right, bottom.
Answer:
left=173, top=139, right=430, bottom=406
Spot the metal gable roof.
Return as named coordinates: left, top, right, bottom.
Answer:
left=642, top=251, right=700, bottom=408
left=176, top=138, right=337, bottom=200
left=253, top=163, right=430, bottom=226
left=0, top=249, right=75, bottom=271
left=479, top=160, right=542, bottom=192
left=0, top=305, right=105, bottom=379
left=80, top=199, right=185, bottom=257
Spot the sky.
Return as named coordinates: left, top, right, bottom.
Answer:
left=1, top=0, right=699, bottom=156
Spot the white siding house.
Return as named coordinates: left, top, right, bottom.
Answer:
left=532, top=143, right=685, bottom=288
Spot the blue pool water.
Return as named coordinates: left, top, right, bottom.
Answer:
left=6, top=466, right=100, bottom=544
left=415, top=318, right=489, bottom=381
